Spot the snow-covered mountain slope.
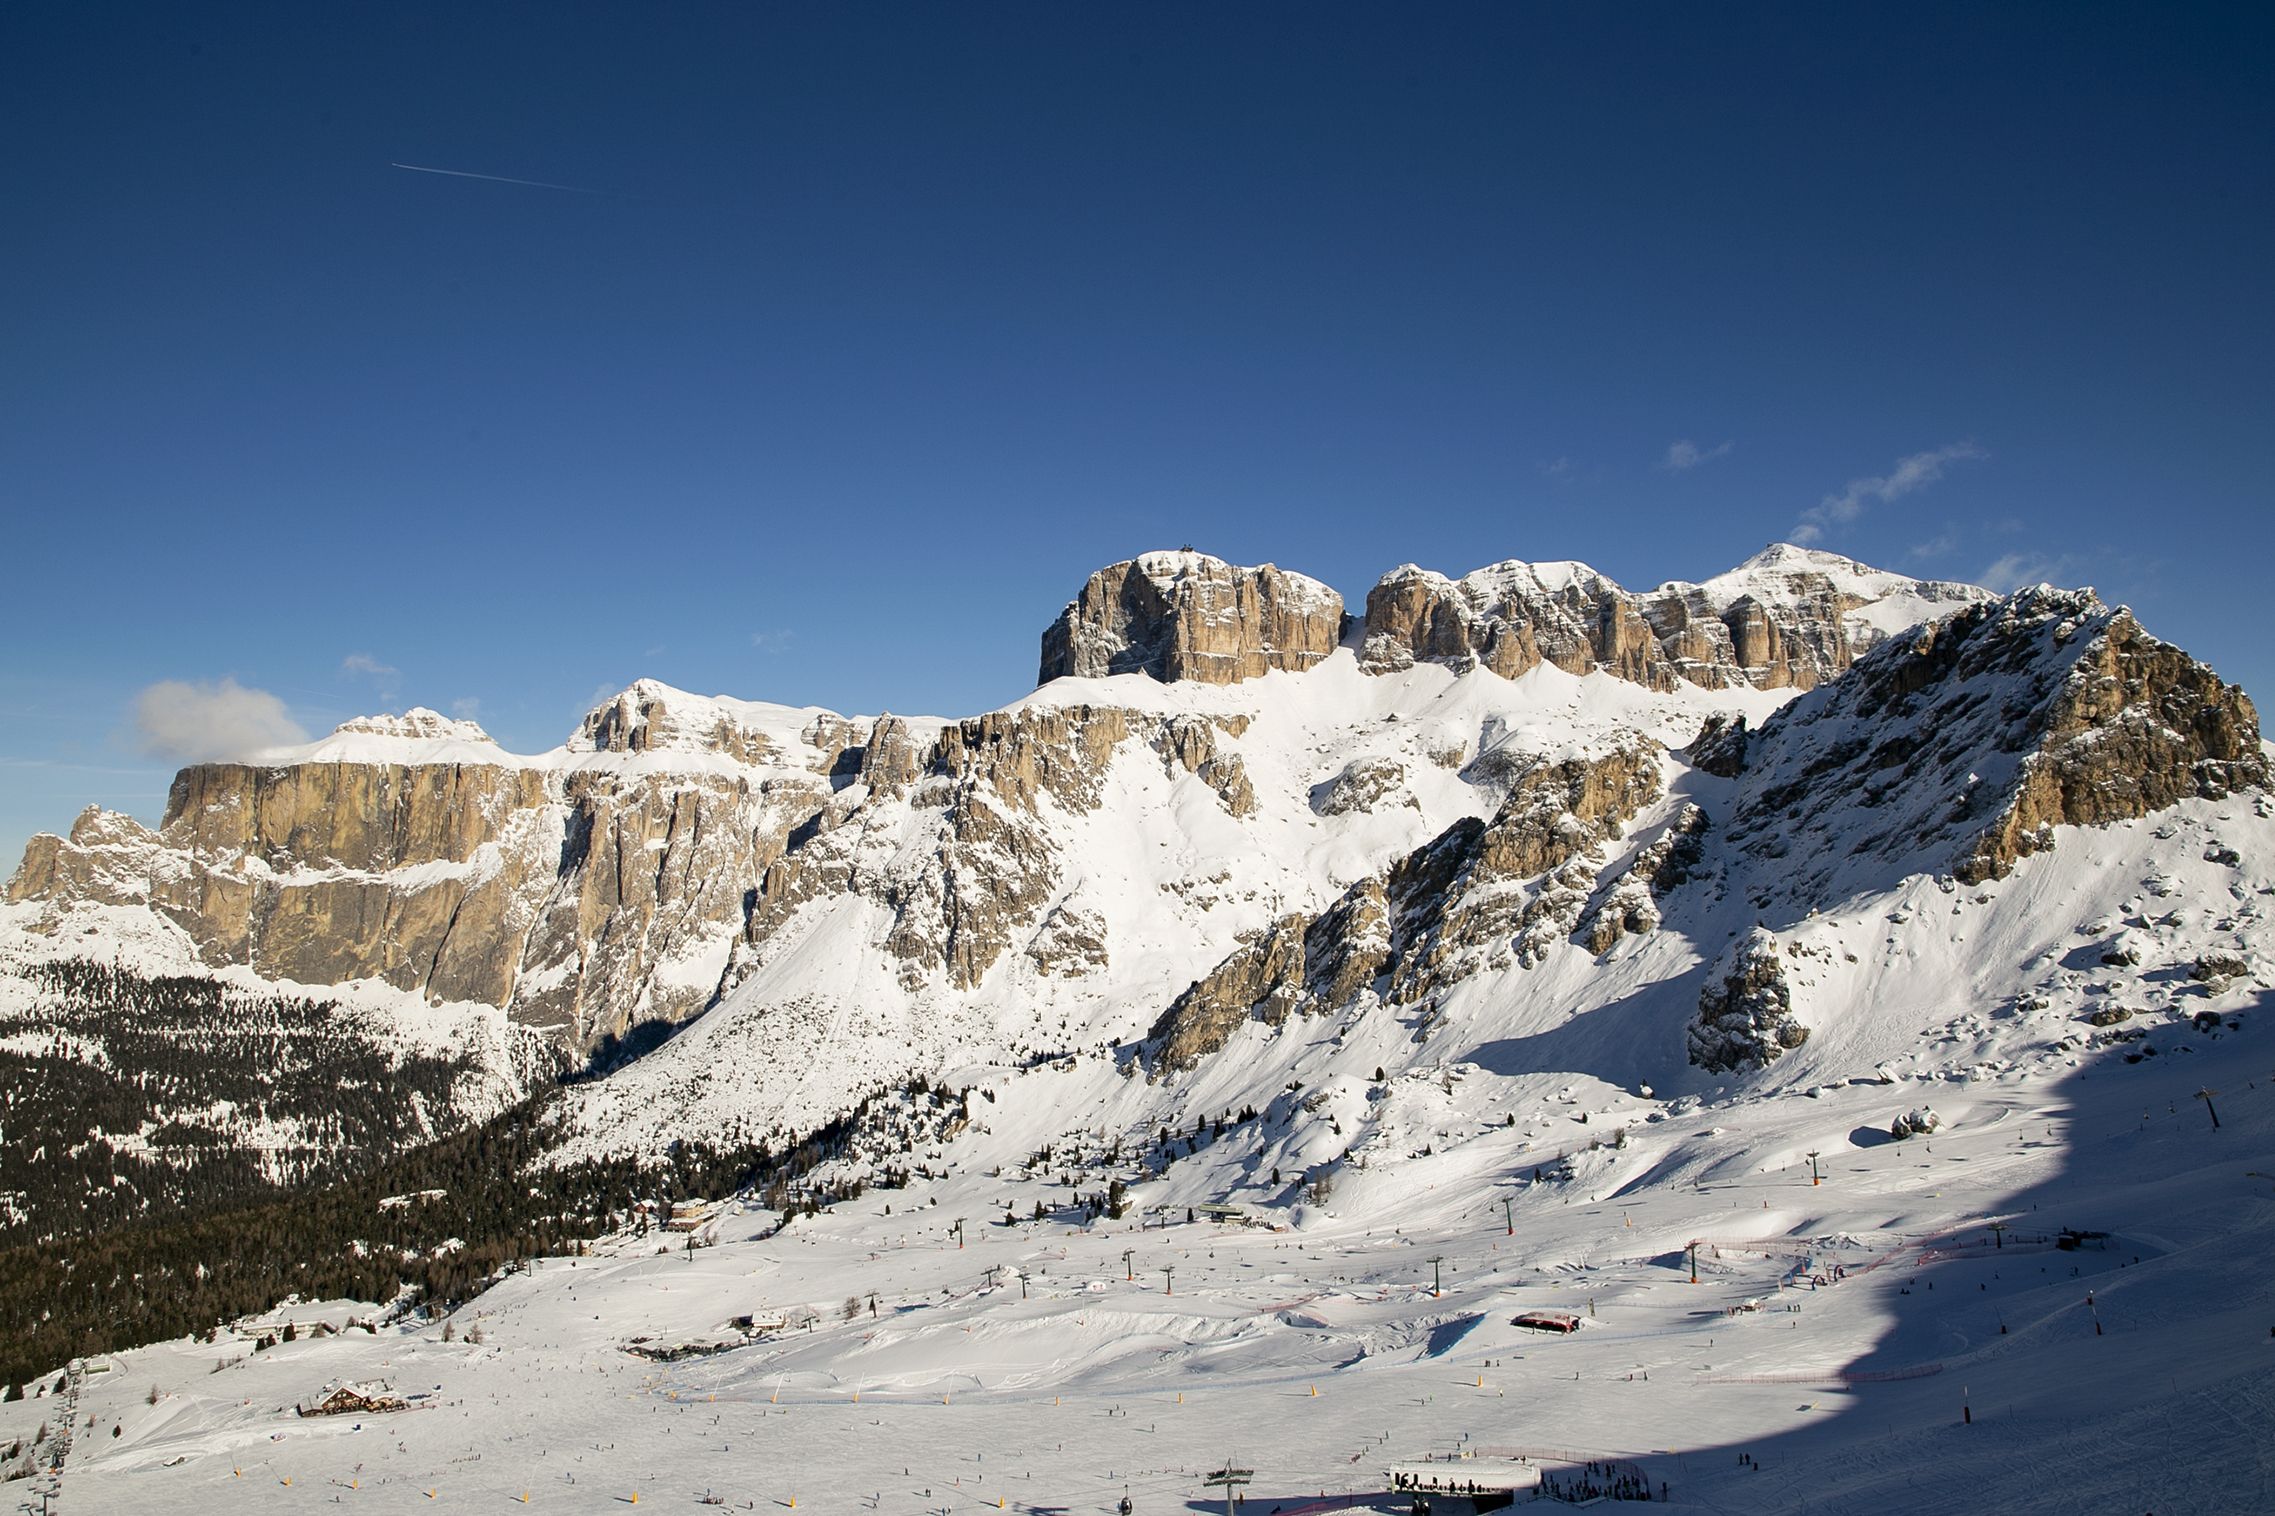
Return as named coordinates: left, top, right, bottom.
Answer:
left=4, top=549, right=2262, bottom=1196
left=9, top=547, right=2275, bottom=1511
left=8, top=545, right=1923, bottom=1071
left=561, top=648, right=1788, bottom=1151
left=28, top=856, right=2275, bottom=1513
left=558, top=571, right=2262, bottom=1167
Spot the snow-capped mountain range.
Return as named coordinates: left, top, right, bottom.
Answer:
left=4, top=543, right=2262, bottom=1170
left=8, top=542, right=2275, bottom=1512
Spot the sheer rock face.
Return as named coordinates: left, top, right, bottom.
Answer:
left=1143, top=737, right=1664, bottom=1074
left=5, top=694, right=839, bottom=1053
left=1688, top=928, right=1806, bottom=1073
left=1038, top=551, right=1345, bottom=686
left=1361, top=545, right=1984, bottom=693
left=1723, top=586, right=2268, bottom=896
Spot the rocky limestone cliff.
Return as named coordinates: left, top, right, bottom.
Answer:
left=1038, top=551, right=1346, bottom=686
left=5, top=693, right=843, bottom=1053
left=1721, top=586, right=2267, bottom=897
left=738, top=703, right=1272, bottom=993
left=1144, top=736, right=1665, bottom=1074
left=1362, top=545, right=1984, bottom=693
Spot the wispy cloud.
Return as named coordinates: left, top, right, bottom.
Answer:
left=131, top=678, right=307, bottom=761
left=1977, top=551, right=2081, bottom=593
left=450, top=697, right=482, bottom=721
left=340, top=653, right=401, bottom=701
left=1792, top=442, right=1986, bottom=544
left=1907, top=531, right=1959, bottom=562
left=1661, top=439, right=1733, bottom=472
left=1540, top=457, right=1572, bottom=478
left=750, top=629, right=797, bottom=654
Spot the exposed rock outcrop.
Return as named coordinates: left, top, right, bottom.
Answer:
left=1039, top=551, right=1345, bottom=686
left=1026, top=905, right=1110, bottom=978
left=1953, top=596, right=2267, bottom=883
left=741, top=704, right=1137, bottom=992
left=1574, top=803, right=1707, bottom=955
left=1723, top=586, right=2267, bottom=896
left=1686, top=714, right=1749, bottom=778
left=1889, top=1106, right=1941, bottom=1140
left=1315, top=756, right=1414, bottom=816
left=1154, top=716, right=1257, bottom=816
left=1361, top=545, right=1984, bottom=693
left=1144, top=737, right=1665, bottom=1074
left=1688, top=928, right=1807, bottom=1074
left=6, top=689, right=840, bottom=1053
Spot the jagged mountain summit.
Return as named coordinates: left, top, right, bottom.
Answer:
left=5, top=543, right=2265, bottom=1177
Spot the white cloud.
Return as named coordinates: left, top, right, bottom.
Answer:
left=132, top=678, right=307, bottom=762
left=1907, top=531, right=1958, bottom=562
left=1976, top=552, right=2080, bottom=594
left=450, top=697, right=482, bottom=720
left=340, top=652, right=399, bottom=681
left=1540, top=456, right=1572, bottom=477
left=1792, top=442, right=1986, bottom=544
left=750, top=629, right=797, bottom=653
left=1661, top=439, right=1733, bottom=472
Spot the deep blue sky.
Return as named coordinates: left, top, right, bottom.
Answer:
left=4, top=3, right=2270, bottom=863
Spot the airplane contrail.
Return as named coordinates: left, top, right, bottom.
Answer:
left=391, top=162, right=603, bottom=195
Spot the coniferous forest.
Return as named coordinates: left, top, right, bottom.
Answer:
left=0, top=957, right=924, bottom=1390
left=0, top=959, right=557, bottom=1243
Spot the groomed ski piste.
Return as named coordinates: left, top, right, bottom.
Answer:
left=13, top=816, right=2275, bottom=1514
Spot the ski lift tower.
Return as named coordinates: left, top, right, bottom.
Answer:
left=1204, top=1462, right=1253, bottom=1516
